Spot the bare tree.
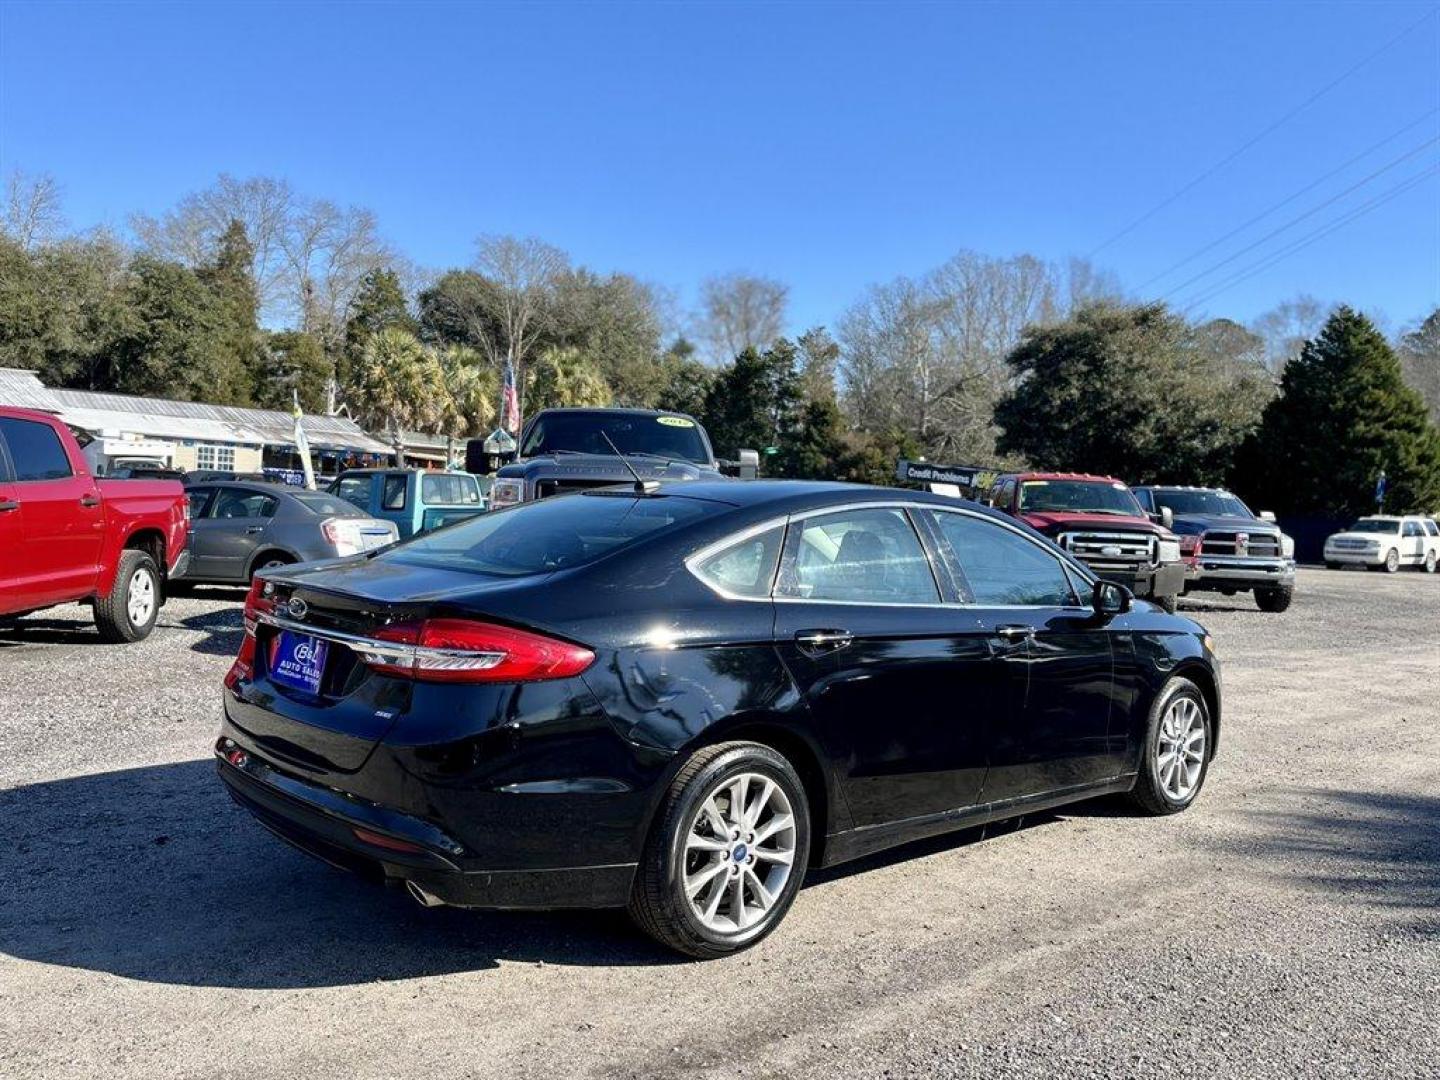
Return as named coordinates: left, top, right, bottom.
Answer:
left=1249, top=294, right=1331, bottom=377
left=697, top=272, right=789, bottom=362
left=282, top=200, right=394, bottom=347
left=2, top=168, right=65, bottom=249
left=1397, top=309, right=1440, bottom=425
left=132, top=174, right=293, bottom=310
left=471, top=235, right=568, bottom=412
left=131, top=174, right=393, bottom=335
left=837, top=251, right=1082, bottom=462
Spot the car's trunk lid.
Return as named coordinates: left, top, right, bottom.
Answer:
left=227, top=558, right=544, bottom=774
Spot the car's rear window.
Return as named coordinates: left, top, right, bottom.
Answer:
left=383, top=492, right=716, bottom=576
left=289, top=492, right=366, bottom=517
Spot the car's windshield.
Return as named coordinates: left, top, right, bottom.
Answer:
left=1019, top=480, right=1144, bottom=516
left=289, top=492, right=366, bottom=517
left=383, top=492, right=716, bottom=576
left=1151, top=489, right=1253, bottom=518
left=421, top=473, right=483, bottom=505
left=1350, top=518, right=1400, bottom=534
left=521, top=412, right=711, bottom=464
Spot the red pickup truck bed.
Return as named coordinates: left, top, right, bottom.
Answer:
left=1, top=406, right=190, bottom=641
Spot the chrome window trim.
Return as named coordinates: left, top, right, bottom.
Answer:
left=776, top=503, right=944, bottom=605
left=684, top=499, right=1097, bottom=611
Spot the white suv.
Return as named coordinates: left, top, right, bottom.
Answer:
left=1324, top=515, right=1439, bottom=573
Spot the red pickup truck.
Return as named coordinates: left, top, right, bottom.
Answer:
left=0, top=406, right=191, bottom=642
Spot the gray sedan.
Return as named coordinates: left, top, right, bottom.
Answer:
left=177, top=483, right=398, bottom=584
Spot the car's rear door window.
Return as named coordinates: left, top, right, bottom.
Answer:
left=928, top=510, right=1079, bottom=607
left=777, top=508, right=939, bottom=604
left=212, top=488, right=278, bottom=520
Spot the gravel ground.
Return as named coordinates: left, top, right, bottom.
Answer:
left=1, top=569, right=1436, bottom=1080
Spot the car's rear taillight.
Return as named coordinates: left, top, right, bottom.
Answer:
left=321, top=517, right=366, bottom=556
left=225, top=579, right=275, bottom=689
left=360, top=619, right=594, bottom=683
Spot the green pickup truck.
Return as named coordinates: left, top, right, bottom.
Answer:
left=328, top=468, right=488, bottom=538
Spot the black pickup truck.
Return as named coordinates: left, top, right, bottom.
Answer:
left=485, top=408, right=745, bottom=509
left=1133, top=485, right=1297, bottom=612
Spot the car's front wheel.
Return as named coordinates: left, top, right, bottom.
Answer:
left=1125, top=677, right=1212, bottom=816
left=629, top=742, right=810, bottom=958
left=1424, top=551, right=1437, bottom=574
left=1154, top=593, right=1178, bottom=614
left=1255, top=584, right=1293, bottom=612
left=1374, top=548, right=1401, bottom=573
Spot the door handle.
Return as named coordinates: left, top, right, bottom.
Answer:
left=244, top=525, right=265, bottom=534
left=0, top=500, right=18, bottom=512
left=79, top=494, right=101, bottom=508
left=794, top=629, right=854, bottom=657
left=994, top=624, right=1034, bottom=642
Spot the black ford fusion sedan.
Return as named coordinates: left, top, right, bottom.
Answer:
left=216, top=480, right=1220, bottom=957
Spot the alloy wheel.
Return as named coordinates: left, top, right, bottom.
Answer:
left=126, top=568, right=156, bottom=627
left=682, top=771, right=796, bottom=934
left=1156, top=696, right=1206, bottom=802
left=1385, top=549, right=1400, bottom=572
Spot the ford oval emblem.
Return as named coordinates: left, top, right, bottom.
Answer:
left=1100, top=545, right=1122, bottom=557
left=286, top=597, right=308, bottom=620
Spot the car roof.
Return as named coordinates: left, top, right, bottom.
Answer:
left=530, top=406, right=696, bottom=418
left=642, top=479, right=1022, bottom=522
left=1002, top=471, right=1125, bottom=484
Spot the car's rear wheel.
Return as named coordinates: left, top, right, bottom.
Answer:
left=249, top=552, right=294, bottom=579
left=1125, top=677, right=1212, bottom=816
left=94, top=550, right=161, bottom=643
left=1255, top=584, right=1292, bottom=612
left=629, top=742, right=810, bottom=958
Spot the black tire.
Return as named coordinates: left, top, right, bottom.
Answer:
left=1124, top=677, right=1213, bottom=816
left=1424, top=551, right=1437, bottom=574
left=629, top=741, right=810, bottom=959
left=1381, top=548, right=1400, bottom=573
left=248, top=551, right=294, bottom=580
left=1154, top=593, right=1178, bottom=614
left=1255, top=584, right=1293, bottom=613
left=94, top=549, right=161, bottom=643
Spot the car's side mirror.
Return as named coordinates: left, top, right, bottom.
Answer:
left=1159, top=506, right=1174, bottom=529
left=1259, top=510, right=1277, bottom=523
left=734, top=449, right=760, bottom=480
left=1093, top=579, right=1132, bottom=617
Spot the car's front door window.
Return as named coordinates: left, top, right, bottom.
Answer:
left=928, top=510, right=1079, bottom=607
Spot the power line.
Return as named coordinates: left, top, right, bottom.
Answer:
left=1136, top=107, right=1440, bottom=291
left=1158, top=133, right=1440, bottom=300
left=1179, top=162, right=1440, bottom=314
left=1086, top=7, right=1439, bottom=259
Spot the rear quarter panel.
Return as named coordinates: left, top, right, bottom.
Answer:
left=95, top=478, right=190, bottom=591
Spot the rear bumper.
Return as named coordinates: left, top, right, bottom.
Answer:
left=216, top=745, right=636, bottom=909
left=1186, top=556, right=1295, bottom=591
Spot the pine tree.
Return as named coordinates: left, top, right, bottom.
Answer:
left=198, top=219, right=261, bottom=403
left=1244, top=307, right=1440, bottom=517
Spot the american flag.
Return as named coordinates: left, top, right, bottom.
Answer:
left=501, top=360, right=520, bottom=434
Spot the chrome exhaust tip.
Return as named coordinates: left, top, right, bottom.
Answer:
left=406, top=880, right=445, bottom=908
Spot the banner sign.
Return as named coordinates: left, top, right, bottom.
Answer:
left=895, top=459, right=997, bottom=493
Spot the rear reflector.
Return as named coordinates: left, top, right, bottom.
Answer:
left=352, top=827, right=427, bottom=854
left=363, top=618, right=594, bottom=684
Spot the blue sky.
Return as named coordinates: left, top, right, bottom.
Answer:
left=2, top=0, right=1437, bottom=337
